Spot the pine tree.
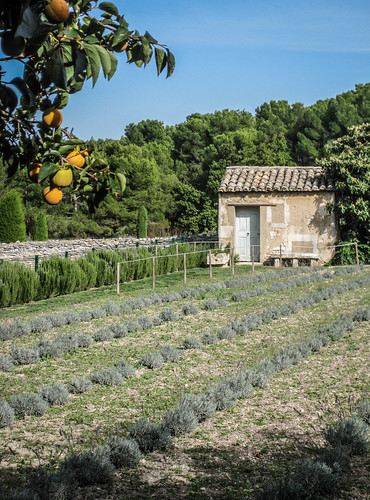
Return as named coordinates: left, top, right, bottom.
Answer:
left=0, top=190, right=27, bottom=243
left=137, top=206, right=148, bottom=238
left=34, top=212, right=48, bottom=241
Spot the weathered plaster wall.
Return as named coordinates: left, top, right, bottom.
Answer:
left=218, top=191, right=337, bottom=263
left=0, top=236, right=199, bottom=268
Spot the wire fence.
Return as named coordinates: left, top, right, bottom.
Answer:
left=116, top=247, right=235, bottom=294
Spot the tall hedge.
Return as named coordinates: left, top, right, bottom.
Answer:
left=137, top=206, right=148, bottom=238
left=0, top=190, right=27, bottom=243
left=34, top=212, right=48, bottom=241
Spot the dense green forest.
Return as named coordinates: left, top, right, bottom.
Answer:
left=1, top=83, right=369, bottom=238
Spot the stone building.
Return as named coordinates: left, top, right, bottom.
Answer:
left=218, top=166, right=337, bottom=265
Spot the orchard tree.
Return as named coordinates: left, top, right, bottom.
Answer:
left=319, top=122, right=370, bottom=245
left=0, top=0, right=175, bottom=207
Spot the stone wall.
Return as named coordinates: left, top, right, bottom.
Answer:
left=0, top=235, right=218, bottom=269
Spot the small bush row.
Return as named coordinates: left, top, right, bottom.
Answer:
left=0, top=357, right=136, bottom=429
left=4, top=304, right=368, bottom=498
left=0, top=243, right=210, bottom=308
left=257, top=401, right=369, bottom=499
left=1, top=263, right=341, bottom=341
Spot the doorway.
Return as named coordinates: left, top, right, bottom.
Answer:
left=235, top=206, right=260, bottom=261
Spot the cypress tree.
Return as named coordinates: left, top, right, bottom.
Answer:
left=0, top=190, right=27, bottom=243
left=137, top=206, right=148, bottom=238
left=34, top=212, right=48, bottom=241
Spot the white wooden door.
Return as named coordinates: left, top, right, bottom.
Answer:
left=235, top=207, right=260, bottom=261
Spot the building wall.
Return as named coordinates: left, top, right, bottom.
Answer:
left=218, top=191, right=337, bottom=263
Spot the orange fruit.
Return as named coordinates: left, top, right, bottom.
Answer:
left=28, top=163, right=42, bottom=182
left=112, top=40, right=128, bottom=52
left=1, top=32, right=26, bottom=57
left=43, top=186, right=63, bottom=205
left=66, top=150, right=85, bottom=168
left=52, top=167, right=73, bottom=187
left=44, top=0, right=70, bottom=23
left=42, top=108, right=63, bottom=128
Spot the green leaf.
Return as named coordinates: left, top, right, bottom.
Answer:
left=63, top=139, right=86, bottom=146
left=83, top=43, right=101, bottom=87
left=94, top=44, right=112, bottom=78
left=144, top=31, right=158, bottom=44
left=15, top=6, right=40, bottom=39
left=38, top=162, right=59, bottom=183
left=91, top=158, right=109, bottom=169
left=109, top=174, right=119, bottom=192
left=44, top=49, right=68, bottom=90
left=111, top=26, right=130, bottom=47
left=0, top=86, right=18, bottom=113
left=107, top=51, right=118, bottom=80
left=98, top=2, right=119, bottom=16
left=74, top=49, right=88, bottom=83
left=10, top=77, right=35, bottom=106
left=154, top=47, right=167, bottom=76
left=116, top=172, right=126, bottom=194
left=166, top=49, right=175, bottom=78
left=141, top=37, right=152, bottom=65
left=53, top=91, right=69, bottom=110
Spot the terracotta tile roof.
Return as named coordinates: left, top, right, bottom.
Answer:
left=219, top=166, right=334, bottom=193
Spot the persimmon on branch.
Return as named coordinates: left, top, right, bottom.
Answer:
left=0, top=0, right=175, bottom=207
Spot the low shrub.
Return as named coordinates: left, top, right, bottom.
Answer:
left=216, top=326, right=236, bottom=340
left=107, top=436, right=142, bottom=468
left=356, top=399, right=370, bottom=425
left=290, top=459, right=337, bottom=496
left=129, top=419, right=172, bottom=452
left=139, top=352, right=164, bottom=369
left=158, top=308, right=179, bottom=322
left=183, top=337, right=203, bottom=349
left=115, top=358, right=136, bottom=378
left=76, top=334, right=93, bottom=348
left=110, top=323, right=128, bottom=338
left=91, top=367, right=123, bottom=386
left=181, top=394, right=218, bottom=422
left=59, top=446, right=115, bottom=487
left=161, top=404, right=199, bottom=436
left=324, top=416, right=369, bottom=455
left=0, top=354, right=14, bottom=372
left=68, top=377, right=93, bottom=394
left=30, top=316, right=53, bottom=333
left=39, top=383, right=70, bottom=406
left=182, top=303, right=199, bottom=315
left=201, top=332, right=218, bottom=345
left=317, top=446, right=351, bottom=473
left=10, top=392, right=48, bottom=417
left=160, top=345, right=180, bottom=362
left=206, top=381, right=238, bottom=411
left=10, top=346, right=40, bottom=365
left=94, top=328, right=114, bottom=342
left=36, top=339, right=64, bottom=358
left=0, top=399, right=15, bottom=428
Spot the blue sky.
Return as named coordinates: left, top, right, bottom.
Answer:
left=8, top=0, right=370, bottom=140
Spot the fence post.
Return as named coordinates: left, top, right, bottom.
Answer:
left=279, top=245, right=282, bottom=267
left=155, top=245, right=158, bottom=256
left=34, top=255, right=39, bottom=271
left=183, top=253, right=187, bottom=284
left=152, top=256, right=156, bottom=289
left=176, top=243, right=179, bottom=272
left=230, top=248, right=235, bottom=276
left=251, top=245, right=255, bottom=273
left=209, top=250, right=212, bottom=279
left=355, top=242, right=359, bottom=265
left=116, top=262, right=120, bottom=296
